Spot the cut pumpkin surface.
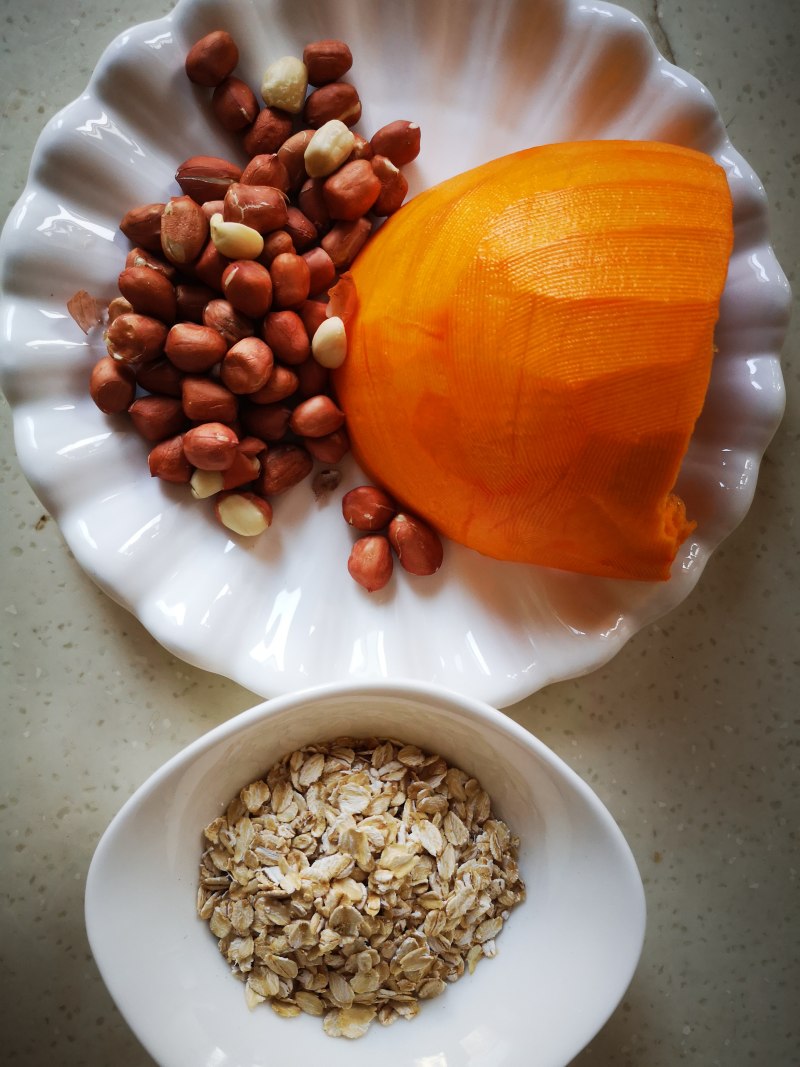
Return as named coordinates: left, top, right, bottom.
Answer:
left=333, top=140, right=733, bottom=581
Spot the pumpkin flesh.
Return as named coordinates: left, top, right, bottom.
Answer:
left=333, top=141, right=733, bottom=581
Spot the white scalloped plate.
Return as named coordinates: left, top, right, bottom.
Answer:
left=0, top=0, right=790, bottom=707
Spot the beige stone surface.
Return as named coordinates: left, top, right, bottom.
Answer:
left=0, top=1, right=797, bottom=1064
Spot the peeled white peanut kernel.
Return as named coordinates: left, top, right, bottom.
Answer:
left=260, top=56, right=308, bottom=114
left=311, top=315, right=348, bottom=368
left=304, top=120, right=356, bottom=179
left=217, top=494, right=272, bottom=536
left=190, top=469, right=224, bottom=499
left=210, top=213, right=264, bottom=260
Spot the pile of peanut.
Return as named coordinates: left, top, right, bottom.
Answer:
left=83, top=30, right=443, bottom=589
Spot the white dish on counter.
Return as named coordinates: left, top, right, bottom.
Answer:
left=0, top=0, right=789, bottom=706
left=85, top=680, right=647, bottom=1067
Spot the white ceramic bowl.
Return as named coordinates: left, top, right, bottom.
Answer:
left=0, top=0, right=790, bottom=707
left=85, top=680, right=646, bottom=1067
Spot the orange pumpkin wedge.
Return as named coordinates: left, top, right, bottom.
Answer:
left=333, top=140, right=733, bottom=581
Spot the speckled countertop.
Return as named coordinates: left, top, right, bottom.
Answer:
left=1, top=1, right=797, bottom=1064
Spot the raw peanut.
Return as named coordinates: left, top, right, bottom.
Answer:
left=270, top=252, right=311, bottom=309
left=298, top=300, right=328, bottom=340
left=117, top=266, right=177, bottom=323
left=370, top=120, right=421, bottom=166
left=185, top=30, right=238, bottom=87
left=303, top=82, right=362, bottom=128
left=297, top=178, right=330, bottom=232
left=278, top=129, right=315, bottom=191
left=321, top=217, right=372, bottom=269
left=148, top=434, right=192, bottom=483
left=371, top=155, right=409, bottom=216
left=303, top=427, right=349, bottom=462
left=193, top=241, right=230, bottom=290
left=210, top=213, right=264, bottom=260
left=241, top=403, right=292, bottom=441
left=388, top=513, right=444, bottom=575
left=348, top=133, right=373, bottom=161
left=165, top=322, right=227, bottom=372
left=181, top=377, right=238, bottom=423
left=175, top=283, right=216, bottom=323
left=259, top=230, right=295, bottom=265
left=106, top=312, right=167, bottom=366
left=221, top=337, right=274, bottom=394
left=161, top=196, right=208, bottom=265
left=348, top=535, right=393, bottom=592
left=294, top=354, right=329, bottom=398
left=243, top=106, right=294, bottom=156
left=257, top=443, right=313, bottom=495
left=107, top=296, right=133, bottom=323
left=119, top=203, right=165, bottom=252
left=223, top=183, right=288, bottom=234
left=289, top=394, right=345, bottom=437
left=342, top=485, right=397, bottom=531
left=262, top=310, right=310, bottom=364
left=175, top=155, right=243, bottom=204
left=311, top=314, right=347, bottom=368
left=215, top=491, right=272, bottom=536
left=212, top=76, right=259, bottom=131
left=183, top=422, right=239, bottom=470
left=237, top=435, right=267, bottom=457
left=303, top=39, right=353, bottom=86
left=125, top=247, right=177, bottom=280
left=89, top=356, right=136, bottom=414
left=304, top=119, right=355, bottom=179
left=222, top=260, right=273, bottom=317
left=284, top=207, right=317, bottom=252
left=135, top=358, right=184, bottom=398
left=249, top=364, right=299, bottom=403
left=260, top=56, right=308, bottom=114
left=241, top=153, right=290, bottom=192
left=203, top=298, right=255, bottom=347
left=302, top=247, right=336, bottom=296
left=128, top=395, right=187, bottom=442
left=323, top=159, right=381, bottom=220
left=222, top=451, right=261, bottom=489
left=201, top=199, right=226, bottom=221
left=190, top=469, right=224, bottom=499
